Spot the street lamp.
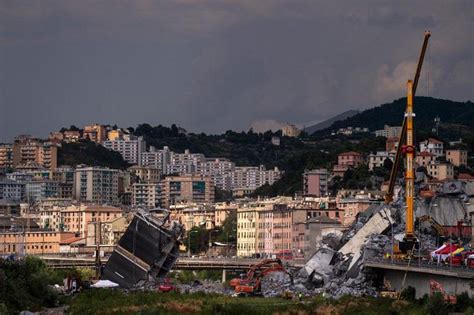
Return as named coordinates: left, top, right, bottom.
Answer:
left=187, top=230, right=198, bottom=257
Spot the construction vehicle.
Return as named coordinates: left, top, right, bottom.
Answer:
left=430, top=280, right=457, bottom=304
left=379, top=278, right=399, bottom=299
left=384, top=31, right=431, bottom=255
left=229, top=258, right=292, bottom=295
left=417, top=215, right=447, bottom=237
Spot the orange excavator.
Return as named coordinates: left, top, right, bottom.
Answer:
left=229, top=258, right=292, bottom=295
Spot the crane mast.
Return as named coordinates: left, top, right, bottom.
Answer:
left=385, top=31, right=431, bottom=204
left=401, top=80, right=416, bottom=250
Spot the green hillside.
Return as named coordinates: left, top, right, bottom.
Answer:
left=312, top=97, right=474, bottom=140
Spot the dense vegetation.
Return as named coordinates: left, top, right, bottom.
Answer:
left=313, top=97, right=474, bottom=140
left=66, top=289, right=474, bottom=315
left=0, top=257, right=62, bottom=314
left=2, top=257, right=474, bottom=314
left=58, top=139, right=129, bottom=169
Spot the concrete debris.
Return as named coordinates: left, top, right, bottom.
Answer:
left=261, top=271, right=294, bottom=297
left=338, top=206, right=394, bottom=276
left=102, top=210, right=185, bottom=289
left=416, top=197, right=467, bottom=226
left=321, top=233, right=342, bottom=251
left=177, top=280, right=234, bottom=295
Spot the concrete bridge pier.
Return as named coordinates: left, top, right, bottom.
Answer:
left=222, top=269, right=227, bottom=283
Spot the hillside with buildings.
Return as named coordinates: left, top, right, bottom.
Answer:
left=312, top=97, right=474, bottom=140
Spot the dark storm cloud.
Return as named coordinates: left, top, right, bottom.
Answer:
left=0, top=0, right=472, bottom=141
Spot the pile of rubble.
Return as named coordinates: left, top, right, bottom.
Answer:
left=177, top=280, right=234, bottom=295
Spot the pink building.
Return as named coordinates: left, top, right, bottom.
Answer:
left=303, top=169, right=329, bottom=197
left=272, top=205, right=293, bottom=255
left=416, top=151, right=435, bottom=167
left=338, top=151, right=363, bottom=167
left=337, top=198, right=380, bottom=226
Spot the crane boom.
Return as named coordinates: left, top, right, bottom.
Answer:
left=385, top=31, right=431, bottom=204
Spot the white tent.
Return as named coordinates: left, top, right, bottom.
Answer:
left=91, top=280, right=119, bottom=288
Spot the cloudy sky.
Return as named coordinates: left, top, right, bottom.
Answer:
left=0, top=1, right=472, bottom=141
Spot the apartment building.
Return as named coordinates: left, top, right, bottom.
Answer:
left=0, top=144, right=14, bottom=170
left=129, top=165, right=161, bottom=183
left=416, top=151, right=436, bottom=168
left=0, top=180, right=26, bottom=201
left=337, top=151, right=363, bottom=167
left=48, top=132, right=64, bottom=143
left=368, top=151, right=395, bottom=171
left=197, top=158, right=235, bottom=190
left=215, top=202, right=238, bottom=227
left=83, top=124, right=107, bottom=143
left=131, top=182, right=160, bottom=208
left=428, top=162, right=454, bottom=180
left=12, top=139, right=58, bottom=170
left=39, top=204, right=123, bottom=237
left=231, top=165, right=281, bottom=191
left=63, top=130, right=81, bottom=143
left=107, top=129, right=124, bottom=141
left=73, top=167, right=119, bottom=205
left=140, top=146, right=172, bottom=171
left=386, top=137, right=399, bottom=152
left=375, top=125, right=402, bottom=138
left=160, top=175, right=215, bottom=208
left=303, top=169, right=329, bottom=197
left=236, top=198, right=294, bottom=258
left=236, top=202, right=261, bottom=257
left=419, top=138, right=444, bottom=158
left=337, top=193, right=383, bottom=226
left=281, top=124, right=301, bottom=137
left=170, top=203, right=215, bottom=230
left=446, top=149, right=468, bottom=167
left=103, top=136, right=146, bottom=165
left=0, top=231, right=76, bottom=255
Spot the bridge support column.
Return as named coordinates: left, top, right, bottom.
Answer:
left=222, top=269, right=227, bottom=283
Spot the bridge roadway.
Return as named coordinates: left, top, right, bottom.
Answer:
left=38, top=255, right=304, bottom=270
left=364, top=258, right=474, bottom=279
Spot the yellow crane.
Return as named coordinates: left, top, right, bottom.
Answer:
left=385, top=31, right=431, bottom=254
left=385, top=31, right=431, bottom=204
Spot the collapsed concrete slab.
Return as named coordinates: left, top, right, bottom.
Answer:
left=304, top=247, right=335, bottom=285
left=102, top=210, right=184, bottom=288
left=338, top=206, right=394, bottom=277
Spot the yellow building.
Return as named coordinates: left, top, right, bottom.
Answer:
left=107, top=129, right=124, bottom=141
left=0, top=231, right=76, bottom=255
left=83, top=124, right=106, bottom=143
left=0, top=144, right=14, bottom=170
left=12, top=140, right=58, bottom=170
left=170, top=202, right=215, bottom=230
left=446, top=149, right=468, bottom=167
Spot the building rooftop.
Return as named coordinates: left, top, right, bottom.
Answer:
left=306, top=215, right=340, bottom=225
left=338, top=151, right=362, bottom=157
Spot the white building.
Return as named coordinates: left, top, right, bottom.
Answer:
left=0, top=180, right=26, bottom=201
left=231, top=166, right=281, bottom=191
left=419, top=138, right=444, bottom=158
left=368, top=151, right=395, bottom=171
left=374, top=125, right=402, bottom=138
left=140, top=146, right=171, bottom=171
left=73, top=167, right=119, bottom=205
left=103, top=136, right=146, bottom=165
